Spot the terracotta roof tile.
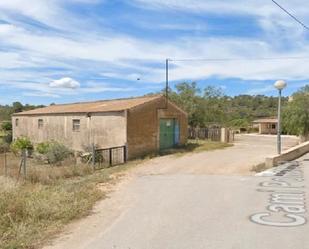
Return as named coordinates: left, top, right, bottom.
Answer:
left=13, top=95, right=163, bottom=116
left=253, top=118, right=278, bottom=123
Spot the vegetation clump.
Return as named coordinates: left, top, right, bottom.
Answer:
left=167, top=82, right=287, bottom=129
left=0, top=140, right=9, bottom=153
left=36, top=141, right=73, bottom=165
left=10, top=136, right=33, bottom=154
left=283, top=85, right=309, bottom=141
left=1, top=121, right=12, bottom=131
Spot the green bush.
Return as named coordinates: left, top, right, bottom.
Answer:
left=36, top=141, right=72, bottom=165
left=10, top=137, right=33, bottom=154
left=36, top=142, right=50, bottom=154
left=1, top=121, right=12, bottom=131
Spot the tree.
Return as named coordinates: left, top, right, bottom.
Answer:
left=283, top=85, right=309, bottom=140
left=1, top=121, right=12, bottom=131
left=10, top=137, right=33, bottom=154
left=202, top=86, right=227, bottom=125
left=12, top=102, right=23, bottom=113
left=169, top=82, right=203, bottom=126
left=158, top=82, right=289, bottom=128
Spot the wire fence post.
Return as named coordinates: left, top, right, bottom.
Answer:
left=92, top=143, right=95, bottom=169
left=22, top=149, right=27, bottom=178
left=4, top=150, right=8, bottom=177
left=109, top=148, right=112, bottom=166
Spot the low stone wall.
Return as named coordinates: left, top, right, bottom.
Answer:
left=265, top=141, right=309, bottom=167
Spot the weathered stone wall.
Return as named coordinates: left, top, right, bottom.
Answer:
left=12, top=112, right=126, bottom=151
left=127, top=97, right=188, bottom=159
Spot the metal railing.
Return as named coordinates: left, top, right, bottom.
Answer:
left=93, top=145, right=127, bottom=168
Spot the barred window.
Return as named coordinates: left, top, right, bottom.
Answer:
left=72, top=119, right=80, bottom=132
left=15, top=118, right=19, bottom=127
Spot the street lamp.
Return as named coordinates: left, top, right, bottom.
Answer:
left=274, top=80, right=287, bottom=155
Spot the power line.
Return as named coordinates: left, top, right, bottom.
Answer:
left=169, top=56, right=309, bottom=62
left=271, top=0, right=309, bottom=31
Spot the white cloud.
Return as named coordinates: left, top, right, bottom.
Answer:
left=0, top=0, right=62, bottom=28
left=246, top=85, right=276, bottom=95
left=1, top=0, right=309, bottom=102
left=49, top=77, right=80, bottom=89
left=23, top=92, right=61, bottom=98
left=131, top=0, right=309, bottom=17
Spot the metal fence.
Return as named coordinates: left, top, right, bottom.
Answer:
left=188, top=127, right=222, bottom=141
left=188, top=127, right=235, bottom=143
left=94, top=145, right=127, bottom=168
left=0, top=145, right=127, bottom=179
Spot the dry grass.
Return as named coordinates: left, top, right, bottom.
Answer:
left=26, top=164, right=94, bottom=185
left=0, top=139, right=231, bottom=249
left=0, top=157, right=141, bottom=249
left=0, top=153, right=20, bottom=177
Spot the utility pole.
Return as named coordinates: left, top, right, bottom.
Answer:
left=165, top=58, right=169, bottom=109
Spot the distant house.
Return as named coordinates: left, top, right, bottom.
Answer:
left=253, top=118, right=278, bottom=135
left=12, top=95, right=188, bottom=159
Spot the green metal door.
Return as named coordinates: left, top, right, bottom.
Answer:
left=160, top=119, right=175, bottom=150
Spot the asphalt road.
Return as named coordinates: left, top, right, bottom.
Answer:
left=44, top=135, right=307, bottom=249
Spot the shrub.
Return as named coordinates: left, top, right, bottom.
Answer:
left=47, top=143, right=72, bottom=165
left=1, top=121, right=12, bottom=131
left=44, top=141, right=73, bottom=165
left=36, top=142, right=50, bottom=155
left=10, top=137, right=33, bottom=154
left=0, top=140, right=9, bottom=153
left=3, top=132, right=12, bottom=144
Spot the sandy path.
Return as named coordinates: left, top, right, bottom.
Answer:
left=132, top=134, right=299, bottom=176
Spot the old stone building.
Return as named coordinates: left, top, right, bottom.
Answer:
left=12, top=95, right=188, bottom=159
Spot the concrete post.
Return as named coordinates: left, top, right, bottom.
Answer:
left=221, top=128, right=227, bottom=143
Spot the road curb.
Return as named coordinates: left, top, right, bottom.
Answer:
left=266, top=141, right=309, bottom=167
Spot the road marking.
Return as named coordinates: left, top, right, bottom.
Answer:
left=250, top=161, right=307, bottom=227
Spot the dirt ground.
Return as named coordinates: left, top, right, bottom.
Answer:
left=131, top=134, right=300, bottom=176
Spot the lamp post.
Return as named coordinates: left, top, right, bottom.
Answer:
left=274, top=80, right=287, bottom=155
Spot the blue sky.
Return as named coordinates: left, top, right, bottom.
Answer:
left=1, top=0, right=309, bottom=105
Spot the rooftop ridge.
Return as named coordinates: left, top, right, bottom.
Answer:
left=12, top=94, right=165, bottom=116
left=46, top=94, right=163, bottom=107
